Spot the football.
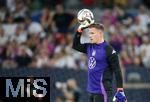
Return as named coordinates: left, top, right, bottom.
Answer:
left=77, top=9, right=95, bottom=26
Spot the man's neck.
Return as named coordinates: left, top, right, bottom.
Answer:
left=96, top=38, right=104, bottom=44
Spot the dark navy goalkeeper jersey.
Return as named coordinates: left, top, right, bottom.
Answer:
left=72, top=31, right=123, bottom=101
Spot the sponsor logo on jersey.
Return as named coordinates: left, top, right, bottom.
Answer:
left=88, top=57, right=96, bottom=69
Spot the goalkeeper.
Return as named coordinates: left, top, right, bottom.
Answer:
left=72, top=9, right=127, bottom=102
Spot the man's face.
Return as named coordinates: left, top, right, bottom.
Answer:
left=88, top=27, right=102, bottom=43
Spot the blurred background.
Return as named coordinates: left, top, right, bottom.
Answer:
left=0, top=0, right=150, bottom=102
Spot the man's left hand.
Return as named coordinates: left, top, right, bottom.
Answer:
left=113, top=88, right=127, bottom=102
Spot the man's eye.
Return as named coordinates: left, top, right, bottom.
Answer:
left=91, top=32, right=94, bottom=34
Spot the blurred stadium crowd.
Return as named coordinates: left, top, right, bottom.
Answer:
left=0, top=0, right=150, bottom=70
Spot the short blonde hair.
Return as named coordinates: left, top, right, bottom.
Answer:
left=89, top=23, right=104, bottom=31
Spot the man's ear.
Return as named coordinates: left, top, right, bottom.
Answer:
left=96, top=28, right=103, bottom=35
left=99, top=30, right=103, bottom=35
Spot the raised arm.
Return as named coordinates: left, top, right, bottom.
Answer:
left=72, top=30, right=87, bottom=53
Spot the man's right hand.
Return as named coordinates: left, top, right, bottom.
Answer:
left=77, top=20, right=91, bottom=33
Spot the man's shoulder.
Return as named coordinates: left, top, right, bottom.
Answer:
left=104, top=42, right=116, bottom=56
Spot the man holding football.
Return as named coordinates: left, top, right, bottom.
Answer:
left=72, top=9, right=127, bottom=102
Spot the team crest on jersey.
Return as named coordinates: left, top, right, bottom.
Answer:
left=92, top=50, right=96, bottom=56
left=88, top=57, right=96, bottom=69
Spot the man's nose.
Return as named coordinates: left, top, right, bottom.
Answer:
left=89, top=34, right=93, bottom=38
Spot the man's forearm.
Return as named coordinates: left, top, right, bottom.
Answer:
left=72, top=31, right=86, bottom=53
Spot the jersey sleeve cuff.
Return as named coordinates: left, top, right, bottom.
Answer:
left=117, top=88, right=124, bottom=91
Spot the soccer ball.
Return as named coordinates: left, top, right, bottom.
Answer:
left=77, top=9, right=95, bottom=26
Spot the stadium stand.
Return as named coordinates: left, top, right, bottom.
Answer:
left=0, top=68, right=150, bottom=102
